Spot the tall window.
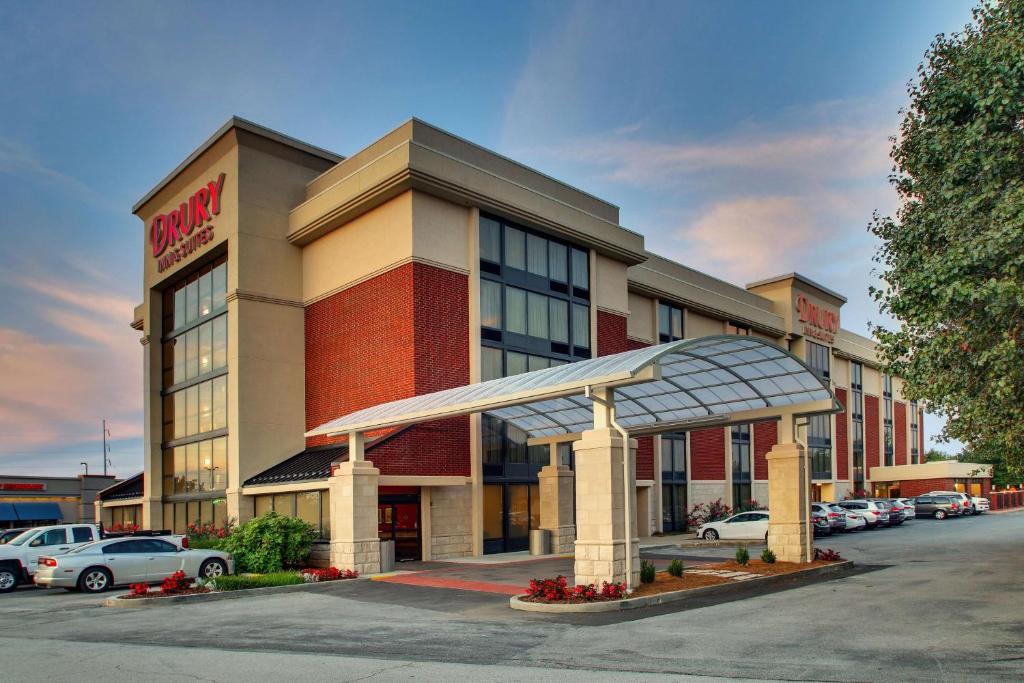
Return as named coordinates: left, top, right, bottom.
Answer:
left=658, top=303, right=683, bottom=342
left=806, top=341, right=830, bottom=381
left=731, top=425, right=752, bottom=507
left=808, top=414, right=832, bottom=480
left=661, top=434, right=687, bottom=531
left=160, top=257, right=229, bottom=533
left=910, top=400, right=920, bottom=464
left=851, top=362, right=864, bottom=485
left=883, top=374, right=894, bottom=466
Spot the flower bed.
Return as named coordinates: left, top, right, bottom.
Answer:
left=116, top=566, right=360, bottom=599
left=119, top=571, right=212, bottom=600
left=520, top=575, right=627, bottom=604
left=300, top=567, right=359, bottom=582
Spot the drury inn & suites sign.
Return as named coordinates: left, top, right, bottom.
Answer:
left=150, top=173, right=225, bottom=273
left=796, top=294, right=839, bottom=344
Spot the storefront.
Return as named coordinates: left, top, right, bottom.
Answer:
left=129, top=116, right=956, bottom=562
left=0, top=475, right=116, bottom=529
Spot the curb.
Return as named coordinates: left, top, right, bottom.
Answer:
left=103, top=577, right=363, bottom=608
left=508, top=560, right=854, bottom=613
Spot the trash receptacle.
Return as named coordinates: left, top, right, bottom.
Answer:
left=379, top=540, right=396, bottom=572
left=529, top=529, right=550, bottom=556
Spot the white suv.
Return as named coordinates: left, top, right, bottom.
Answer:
left=928, top=491, right=983, bottom=515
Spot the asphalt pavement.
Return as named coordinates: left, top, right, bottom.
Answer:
left=0, top=511, right=1020, bottom=682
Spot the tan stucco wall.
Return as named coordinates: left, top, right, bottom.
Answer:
left=832, top=353, right=850, bottom=388
left=686, top=310, right=725, bottom=339
left=593, top=253, right=630, bottom=316
left=862, top=364, right=882, bottom=397
left=627, top=292, right=655, bottom=344
left=411, top=191, right=471, bottom=274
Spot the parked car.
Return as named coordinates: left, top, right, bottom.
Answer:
left=912, top=495, right=963, bottom=519
left=35, top=537, right=233, bottom=594
left=0, top=528, right=28, bottom=545
left=928, top=491, right=977, bottom=515
left=869, top=499, right=903, bottom=526
left=894, top=498, right=917, bottom=519
left=812, top=503, right=846, bottom=533
left=698, top=511, right=770, bottom=541
left=884, top=499, right=911, bottom=523
left=837, top=500, right=889, bottom=528
left=811, top=508, right=832, bottom=536
left=971, top=496, right=990, bottom=513
left=836, top=505, right=867, bottom=531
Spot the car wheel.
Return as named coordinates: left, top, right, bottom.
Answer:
left=0, top=567, right=19, bottom=593
left=79, top=567, right=112, bottom=593
left=200, top=558, right=228, bottom=579
left=703, top=529, right=719, bottom=540
left=934, top=510, right=946, bottom=520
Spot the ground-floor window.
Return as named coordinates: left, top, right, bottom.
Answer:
left=106, top=504, right=142, bottom=529
left=732, top=483, right=753, bottom=508
left=483, top=482, right=539, bottom=553
left=661, top=484, right=687, bottom=532
left=251, top=490, right=330, bottom=539
left=872, top=481, right=900, bottom=498
left=163, top=498, right=228, bottom=533
left=661, top=434, right=687, bottom=531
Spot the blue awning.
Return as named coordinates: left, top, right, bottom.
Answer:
left=0, top=504, right=17, bottom=522
left=13, top=502, right=63, bottom=521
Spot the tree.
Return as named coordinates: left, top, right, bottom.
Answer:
left=870, top=1, right=1024, bottom=479
left=925, top=449, right=952, bottom=463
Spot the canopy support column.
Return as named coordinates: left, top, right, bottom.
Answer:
left=766, top=415, right=813, bottom=563
left=539, top=443, right=575, bottom=554
left=328, top=430, right=380, bottom=574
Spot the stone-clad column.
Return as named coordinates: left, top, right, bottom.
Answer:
left=538, top=459, right=575, bottom=554
left=572, top=428, right=639, bottom=587
left=766, top=441, right=812, bottom=563
left=328, top=459, right=381, bottom=574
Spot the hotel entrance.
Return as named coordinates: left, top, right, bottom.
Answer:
left=483, top=483, right=539, bottom=554
left=378, top=488, right=421, bottom=562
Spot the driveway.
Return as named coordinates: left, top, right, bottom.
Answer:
left=1, top=512, right=1021, bottom=681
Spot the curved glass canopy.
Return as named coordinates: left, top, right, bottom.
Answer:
left=305, top=335, right=839, bottom=439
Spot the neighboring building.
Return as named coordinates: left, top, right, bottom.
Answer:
left=0, top=475, right=117, bottom=529
left=124, top=117, right=989, bottom=560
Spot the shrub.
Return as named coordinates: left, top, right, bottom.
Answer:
left=639, top=560, right=656, bottom=584
left=760, top=548, right=776, bottom=564
left=667, top=559, right=684, bottom=577
left=814, top=548, right=843, bottom=561
left=160, top=570, right=192, bottom=595
left=212, top=572, right=305, bottom=592
left=186, top=520, right=236, bottom=550
left=735, top=546, right=750, bottom=566
left=686, top=499, right=733, bottom=528
left=734, top=499, right=767, bottom=513
left=600, top=581, right=626, bottom=599
left=219, top=512, right=318, bottom=573
left=525, top=575, right=627, bottom=603
left=300, top=567, right=359, bottom=582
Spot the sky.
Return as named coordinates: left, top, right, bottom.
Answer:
left=0, top=0, right=976, bottom=477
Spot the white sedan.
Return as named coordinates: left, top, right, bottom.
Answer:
left=34, top=537, right=233, bottom=593
left=697, top=511, right=769, bottom=541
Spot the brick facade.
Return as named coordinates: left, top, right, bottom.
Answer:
left=597, top=310, right=653, bottom=480
left=865, top=395, right=880, bottom=478
left=752, top=421, right=776, bottom=481
left=304, top=262, right=470, bottom=476
left=834, top=388, right=849, bottom=481
left=919, top=409, right=926, bottom=459
left=898, top=477, right=957, bottom=498
left=690, top=428, right=725, bottom=480
left=894, top=401, right=907, bottom=466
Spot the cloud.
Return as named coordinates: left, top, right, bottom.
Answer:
left=0, top=137, right=122, bottom=215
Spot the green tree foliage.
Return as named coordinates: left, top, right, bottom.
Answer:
left=925, top=448, right=952, bottom=462
left=870, top=1, right=1024, bottom=478
left=220, top=512, right=319, bottom=573
left=958, top=444, right=1020, bottom=487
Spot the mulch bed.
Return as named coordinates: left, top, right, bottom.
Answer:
left=119, top=587, right=211, bottom=600
left=520, top=593, right=621, bottom=604
left=724, top=558, right=837, bottom=576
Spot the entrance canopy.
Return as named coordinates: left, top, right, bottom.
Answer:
left=306, top=336, right=839, bottom=440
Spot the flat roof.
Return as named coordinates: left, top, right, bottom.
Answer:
left=132, top=116, right=344, bottom=214
left=746, top=272, right=848, bottom=304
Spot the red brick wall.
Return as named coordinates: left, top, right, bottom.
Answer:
left=919, top=409, right=926, bottom=459
left=691, top=428, right=725, bottom=480
left=752, top=421, right=776, bottom=481
left=597, top=311, right=653, bottom=480
left=304, top=262, right=470, bottom=476
left=865, top=395, right=880, bottom=478
left=899, top=477, right=955, bottom=498
left=834, top=388, right=849, bottom=480
left=894, top=401, right=908, bottom=465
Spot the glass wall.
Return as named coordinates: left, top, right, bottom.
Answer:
left=910, top=400, right=919, bottom=464
left=731, top=425, right=752, bottom=506
left=160, top=257, right=229, bottom=528
left=162, top=499, right=229, bottom=534
left=806, top=341, right=830, bottom=381
left=851, top=362, right=865, bottom=486
left=251, top=490, right=331, bottom=539
left=479, top=214, right=589, bottom=553
left=106, top=505, right=143, bottom=528
left=660, top=434, right=687, bottom=531
left=806, top=342, right=832, bottom=480
left=883, top=374, right=894, bottom=466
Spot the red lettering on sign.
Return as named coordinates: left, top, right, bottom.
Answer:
left=149, top=174, right=226, bottom=267
left=0, top=482, right=46, bottom=491
left=796, top=294, right=839, bottom=341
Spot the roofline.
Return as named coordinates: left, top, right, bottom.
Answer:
left=96, top=471, right=143, bottom=496
left=132, top=116, right=344, bottom=214
left=745, top=272, right=848, bottom=304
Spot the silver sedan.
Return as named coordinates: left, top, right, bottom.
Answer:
left=34, top=537, right=233, bottom=593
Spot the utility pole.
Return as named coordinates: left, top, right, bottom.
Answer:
left=102, top=419, right=111, bottom=476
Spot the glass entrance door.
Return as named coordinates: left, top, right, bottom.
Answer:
left=483, top=482, right=539, bottom=553
left=378, top=493, right=421, bottom=561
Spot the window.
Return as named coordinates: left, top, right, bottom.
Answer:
left=808, top=414, right=832, bottom=480
left=910, top=400, right=920, bottom=464
left=883, top=374, right=894, bottom=466
left=30, top=529, right=66, bottom=547
left=851, top=362, right=864, bottom=483
left=658, top=303, right=683, bottom=342
left=806, top=342, right=830, bottom=381
left=103, top=540, right=138, bottom=554
left=479, top=216, right=501, bottom=264
left=731, top=425, right=752, bottom=506
left=726, top=321, right=750, bottom=336
left=161, top=436, right=228, bottom=497
left=661, top=434, right=686, bottom=481
left=252, top=490, right=331, bottom=539
left=72, top=527, right=93, bottom=543
left=481, top=280, right=502, bottom=329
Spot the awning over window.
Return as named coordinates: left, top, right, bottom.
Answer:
left=11, top=502, right=63, bottom=521
left=306, top=336, right=839, bottom=440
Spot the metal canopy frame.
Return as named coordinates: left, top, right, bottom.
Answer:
left=306, top=336, right=841, bottom=440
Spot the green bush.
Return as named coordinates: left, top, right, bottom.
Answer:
left=211, top=572, right=304, bottom=591
left=667, top=559, right=684, bottom=577
left=761, top=548, right=776, bottom=564
left=187, top=536, right=226, bottom=551
left=639, top=559, right=656, bottom=584
left=219, top=512, right=319, bottom=573
left=735, top=546, right=750, bottom=566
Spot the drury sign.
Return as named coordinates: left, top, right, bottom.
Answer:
left=796, top=294, right=839, bottom=344
left=151, top=173, right=225, bottom=273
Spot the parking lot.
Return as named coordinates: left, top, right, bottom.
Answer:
left=0, top=510, right=1021, bottom=681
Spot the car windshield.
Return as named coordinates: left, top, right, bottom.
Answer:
left=6, top=529, right=39, bottom=546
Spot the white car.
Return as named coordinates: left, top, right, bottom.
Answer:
left=0, top=524, right=102, bottom=593
left=972, top=496, right=990, bottom=513
left=34, top=537, right=233, bottom=593
left=894, top=498, right=917, bottom=519
left=841, top=508, right=867, bottom=531
left=698, top=511, right=769, bottom=541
